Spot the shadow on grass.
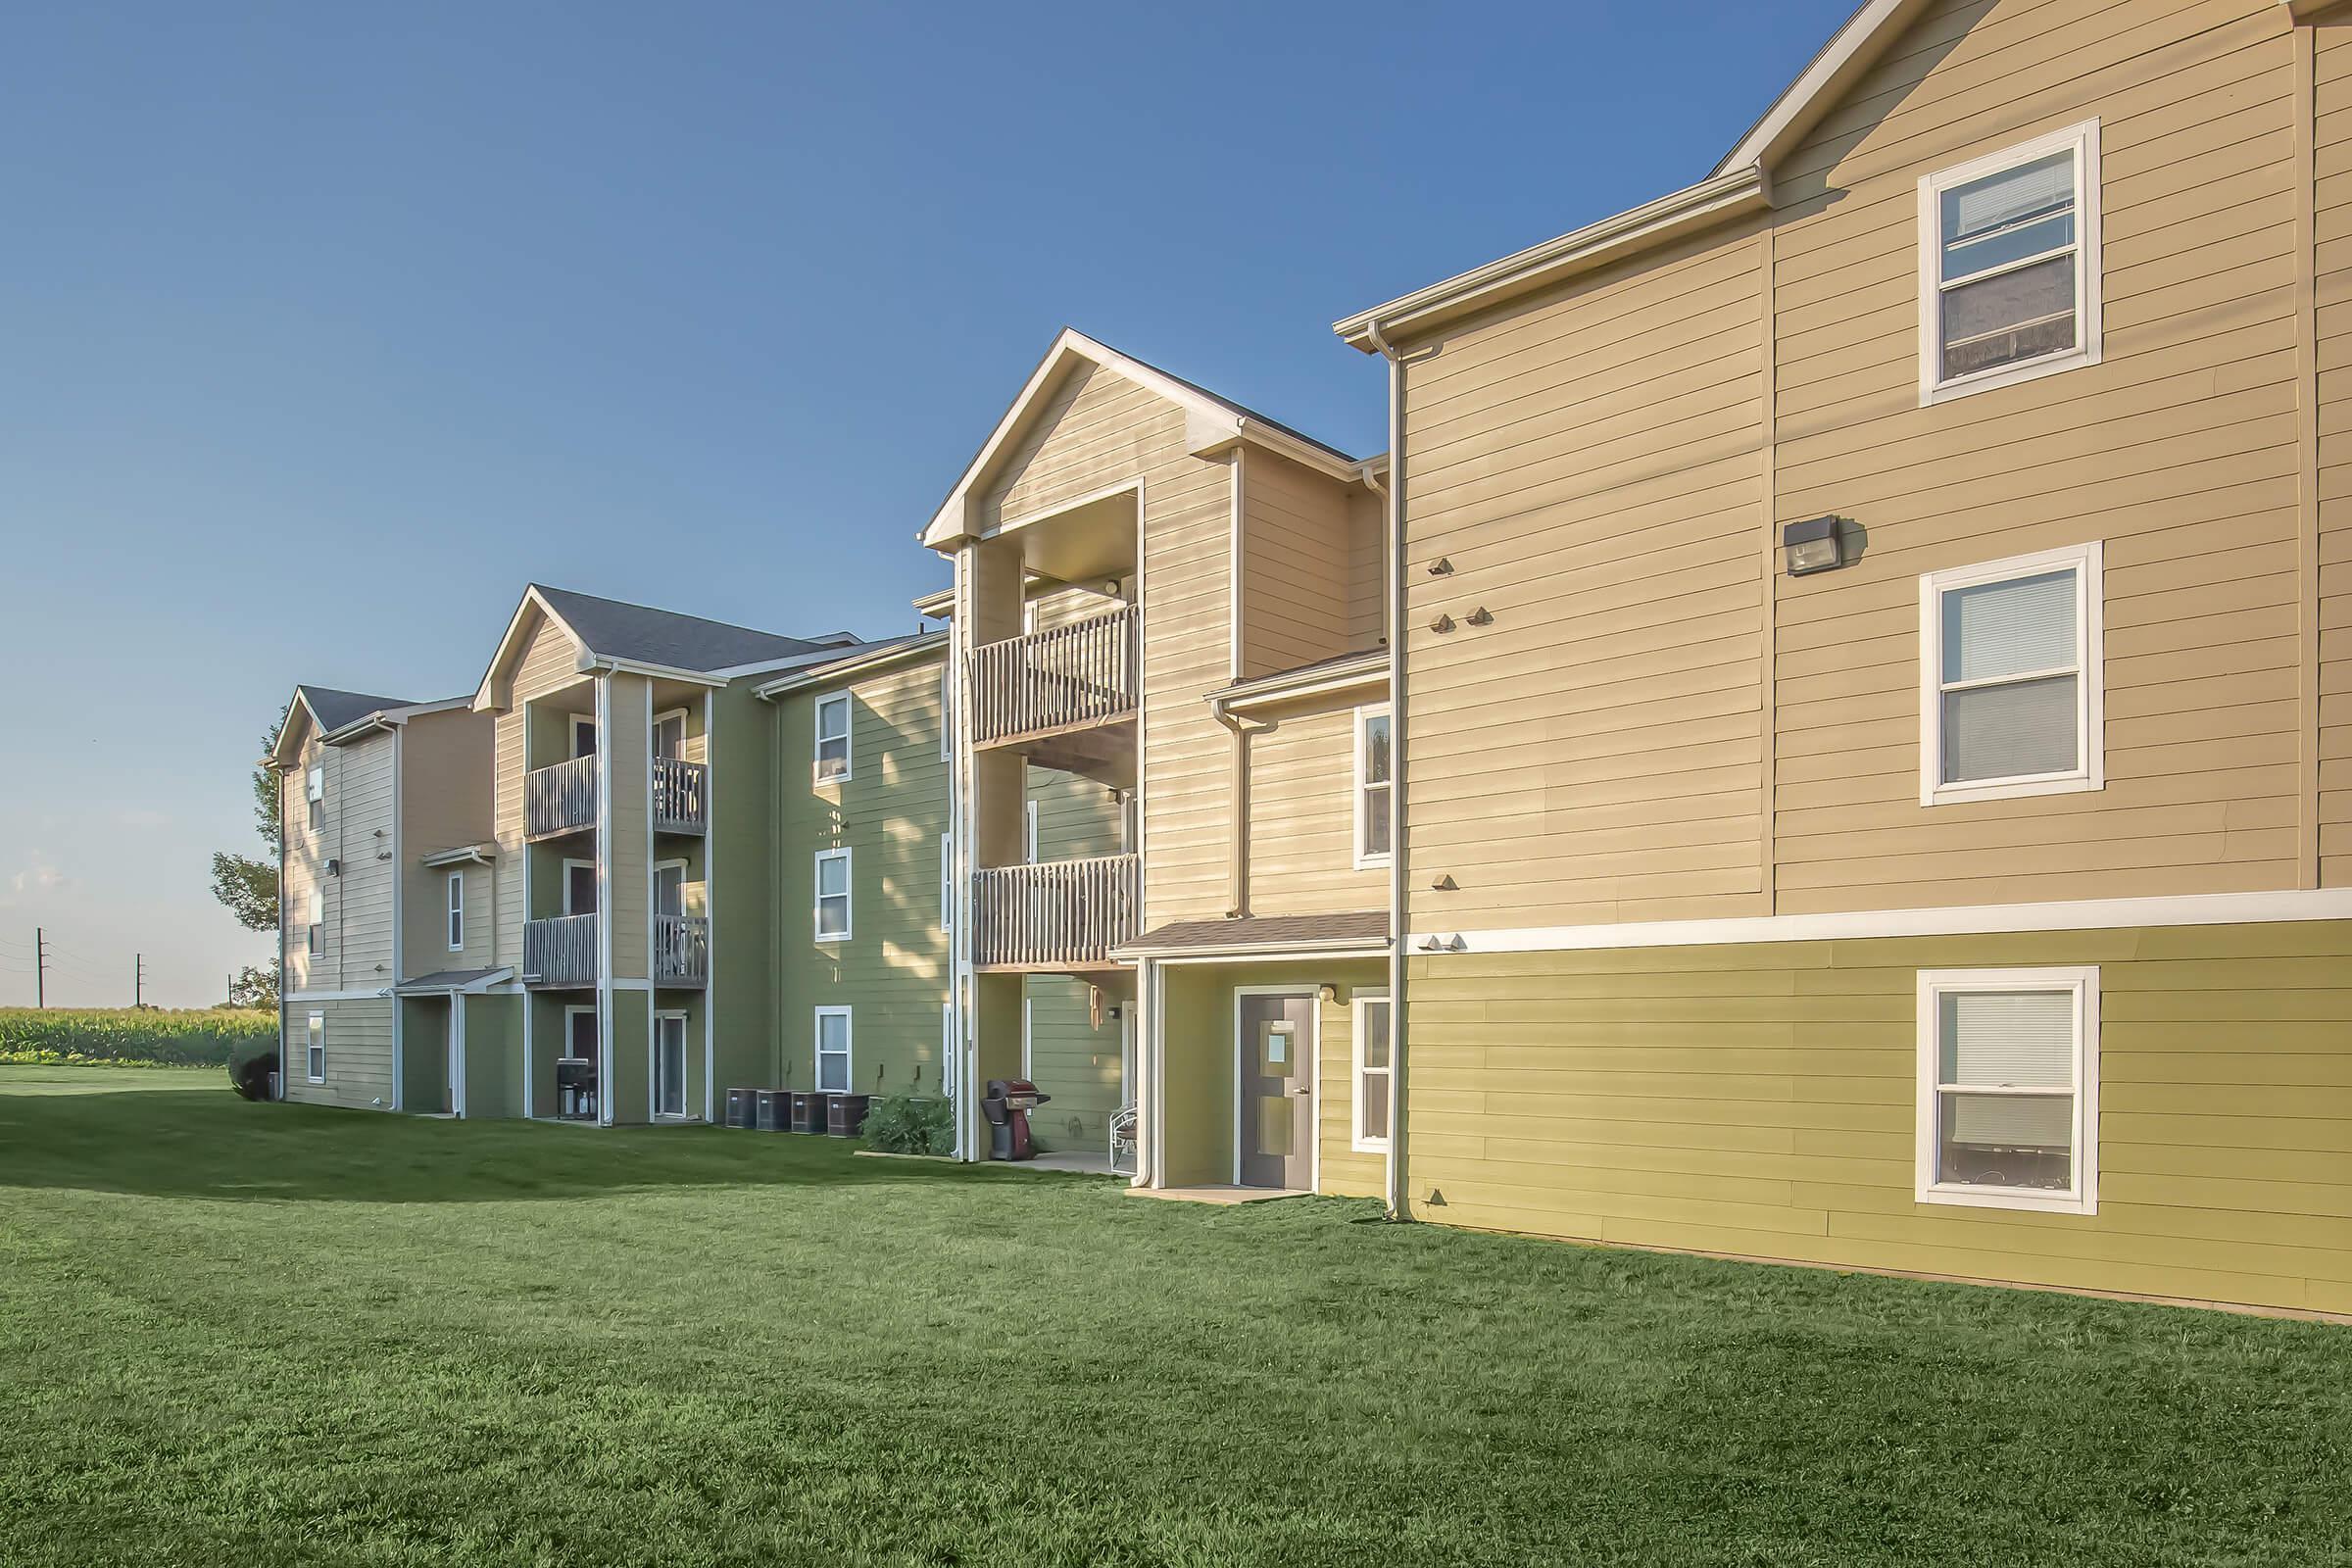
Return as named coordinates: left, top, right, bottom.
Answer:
left=0, top=1086, right=1085, bottom=1205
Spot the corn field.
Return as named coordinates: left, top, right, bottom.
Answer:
left=0, top=1008, right=276, bottom=1068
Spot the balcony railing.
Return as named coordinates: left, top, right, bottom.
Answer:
left=523, top=912, right=599, bottom=988
left=653, top=758, right=708, bottom=834
left=525, top=756, right=597, bottom=840
left=655, top=914, right=710, bottom=986
left=972, top=853, right=1138, bottom=970
left=966, top=604, right=1136, bottom=747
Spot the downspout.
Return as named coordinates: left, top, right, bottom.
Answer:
left=1208, top=698, right=1272, bottom=919
left=1364, top=318, right=1410, bottom=1223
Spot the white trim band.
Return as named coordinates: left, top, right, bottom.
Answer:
left=1412, top=889, right=2352, bottom=956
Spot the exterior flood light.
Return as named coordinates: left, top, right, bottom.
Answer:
left=1782, top=515, right=1844, bottom=576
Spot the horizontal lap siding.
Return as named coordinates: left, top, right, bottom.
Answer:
left=331, top=733, right=397, bottom=986
left=1317, top=990, right=1384, bottom=1200
left=2319, top=26, right=2352, bottom=887
left=1023, top=975, right=1122, bottom=1152
left=1031, top=767, right=1123, bottom=860
left=1247, top=703, right=1387, bottom=917
left=1240, top=448, right=1355, bottom=678
left=494, top=613, right=585, bottom=969
left=1406, top=920, right=2352, bottom=1313
left=1402, top=230, right=1769, bottom=932
left=287, top=999, right=394, bottom=1111
left=400, top=710, right=496, bottom=974
left=1770, top=0, right=2304, bottom=914
left=775, top=659, right=951, bottom=1099
left=607, top=676, right=649, bottom=982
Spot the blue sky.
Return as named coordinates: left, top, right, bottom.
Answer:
left=0, top=1, right=1853, bottom=1005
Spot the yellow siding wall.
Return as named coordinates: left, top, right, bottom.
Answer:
left=493, top=611, right=587, bottom=967
left=1345, top=487, right=1386, bottom=651
left=1239, top=448, right=1357, bottom=678
left=1770, top=0, right=2305, bottom=914
left=977, top=361, right=1234, bottom=929
left=1246, top=702, right=1389, bottom=917
left=400, top=708, right=496, bottom=975
left=1315, top=986, right=1386, bottom=1200
left=607, top=675, right=650, bottom=981
left=1407, top=921, right=2352, bottom=1315
left=283, top=719, right=398, bottom=997
left=1402, top=226, right=1771, bottom=933
left=2317, top=23, right=2352, bottom=887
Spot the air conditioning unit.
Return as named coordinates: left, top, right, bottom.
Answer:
left=723, top=1088, right=758, bottom=1129
left=789, top=1091, right=832, bottom=1134
left=755, top=1090, right=789, bottom=1132
left=826, top=1094, right=873, bottom=1139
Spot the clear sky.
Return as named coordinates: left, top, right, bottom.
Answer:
left=0, top=1, right=1854, bottom=1006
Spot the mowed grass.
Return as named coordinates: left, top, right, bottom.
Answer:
left=2, top=1069, right=2346, bottom=1567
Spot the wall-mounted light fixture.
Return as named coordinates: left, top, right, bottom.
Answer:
left=324, top=858, right=342, bottom=877
left=1316, top=984, right=1339, bottom=1004
left=1782, top=515, right=1847, bottom=576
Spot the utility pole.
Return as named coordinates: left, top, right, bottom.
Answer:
left=34, top=927, right=46, bottom=1009
left=134, top=954, right=146, bottom=1009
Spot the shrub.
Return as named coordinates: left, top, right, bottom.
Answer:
left=860, top=1093, right=954, bottom=1156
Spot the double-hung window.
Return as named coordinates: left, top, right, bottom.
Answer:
left=1920, top=543, right=2101, bottom=807
left=1920, top=121, right=2100, bottom=403
left=446, top=871, right=464, bottom=952
left=815, top=1005, right=853, bottom=1094
left=306, top=1011, right=326, bottom=1082
left=306, top=891, right=324, bottom=956
left=1918, top=968, right=2097, bottom=1214
left=306, top=765, right=324, bottom=833
left=1354, top=705, right=1393, bottom=868
left=814, top=848, right=852, bottom=942
left=814, top=694, right=852, bottom=782
left=939, top=833, right=954, bottom=932
left=1352, top=993, right=1393, bottom=1153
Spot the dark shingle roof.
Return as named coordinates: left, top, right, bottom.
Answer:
left=534, top=584, right=851, bottom=673
left=1116, top=910, right=1389, bottom=956
left=299, top=686, right=418, bottom=734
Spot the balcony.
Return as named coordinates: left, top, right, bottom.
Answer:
left=523, top=913, right=598, bottom=988
left=524, top=756, right=597, bottom=841
left=972, top=853, right=1138, bottom=971
left=655, top=914, right=709, bottom=987
left=966, top=605, right=1136, bottom=765
left=653, top=759, right=708, bottom=835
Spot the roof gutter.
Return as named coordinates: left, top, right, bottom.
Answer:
left=1333, top=164, right=1771, bottom=353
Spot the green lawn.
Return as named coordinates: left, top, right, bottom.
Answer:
left=2, top=1068, right=2345, bottom=1567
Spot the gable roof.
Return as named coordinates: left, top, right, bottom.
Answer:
left=921, top=327, right=1366, bottom=549
left=473, top=584, right=861, bottom=710
left=268, top=686, right=468, bottom=767
left=1336, top=0, right=1936, bottom=352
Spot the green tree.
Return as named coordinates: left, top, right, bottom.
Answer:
left=211, top=705, right=287, bottom=934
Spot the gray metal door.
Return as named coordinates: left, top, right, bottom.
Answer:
left=1237, top=992, right=1314, bottom=1189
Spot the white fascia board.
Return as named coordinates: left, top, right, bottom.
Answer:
left=1713, top=0, right=1930, bottom=174
left=1211, top=655, right=1389, bottom=717
left=1112, top=939, right=1391, bottom=964
left=1334, top=165, right=1770, bottom=351
left=754, top=636, right=948, bottom=701
left=419, top=843, right=498, bottom=868
left=473, top=586, right=587, bottom=712
left=1412, top=889, right=2352, bottom=956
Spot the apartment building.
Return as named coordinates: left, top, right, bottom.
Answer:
left=262, top=0, right=2352, bottom=1317
left=269, top=684, right=494, bottom=1112
left=1327, top=0, right=2352, bottom=1314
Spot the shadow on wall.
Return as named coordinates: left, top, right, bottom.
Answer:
left=0, top=1088, right=1094, bottom=1206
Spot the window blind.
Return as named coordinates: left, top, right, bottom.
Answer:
left=1943, top=675, right=2078, bottom=782
left=1942, top=569, right=2076, bottom=682
left=1940, top=990, right=2074, bottom=1087
left=1943, top=151, right=2075, bottom=255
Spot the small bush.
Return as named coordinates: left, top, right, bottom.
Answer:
left=860, top=1093, right=954, bottom=1156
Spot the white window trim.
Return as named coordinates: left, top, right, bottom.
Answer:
left=815, top=1004, right=853, bottom=1094
left=654, top=858, right=689, bottom=919
left=1351, top=991, right=1393, bottom=1154
left=1918, top=119, right=2101, bottom=407
left=307, top=890, right=324, bottom=957
left=651, top=706, right=688, bottom=762
left=562, top=858, right=597, bottom=916
left=306, top=764, right=325, bottom=832
left=1021, top=995, right=1034, bottom=1080
left=569, top=713, right=597, bottom=760
left=814, top=693, right=852, bottom=783
left=652, top=1009, right=690, bottom=1119
left=1918, top=541, right=2102, bottom=808
left=940, top=1000, right=956, bottom=1102
left=814, top=847, right=853, bottom=943
left=939, top=832, right=954, bottom=932
left=563, top=1004, right=598, bottom=1063
left=446, top=870, right=465, bottom=953
left=939, top=659, right=954, bottom=762
left=1025, top=799, right=1039, bottom=864
left=305, top=1010, right=326, bottom=1083
left=1352, top=703, right=1394, bottom=870
left=1916, top=966, right=2098, bottom=1216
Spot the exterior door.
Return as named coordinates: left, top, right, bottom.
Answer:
left=1237, top=992, right=1314, bottom=1190
left=654, top=1013, right=688, bottom=1118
